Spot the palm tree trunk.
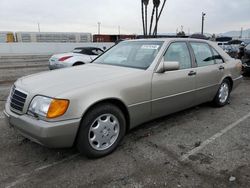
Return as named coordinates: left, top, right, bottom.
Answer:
left=149, top=7, right=155, bottom=36
left=141, top=0, right=145, bottom=35
left=153, top=0, right=167, bottom=35
left=145, top=5, right=148, bottom=36
left=154, top=7, right=158, bottom=36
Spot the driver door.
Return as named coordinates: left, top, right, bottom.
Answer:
left=152, top=42, right=196, bottom=118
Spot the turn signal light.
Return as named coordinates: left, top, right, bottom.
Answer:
left=47, top=99, right=69, bottom=118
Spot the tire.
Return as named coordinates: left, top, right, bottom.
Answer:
left=76, top=103, right=126, bottom=158
left=213, top=79, right=231, bottom=107
left=73, top=62, right=84, bottom=66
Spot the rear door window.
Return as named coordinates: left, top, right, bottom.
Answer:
left=211, top=48, right=224, bottom=64
left=190, top=42, right=215, bottom=67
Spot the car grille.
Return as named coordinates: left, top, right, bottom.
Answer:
left=10, top=87, right=27, bottom=113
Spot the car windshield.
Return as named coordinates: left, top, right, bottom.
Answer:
left=72, top=49, right=82, bottom=53
left=93, top=41, right=164, bottom=69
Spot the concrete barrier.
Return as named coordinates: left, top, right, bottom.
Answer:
left=0, top=42, right=114, bottom=56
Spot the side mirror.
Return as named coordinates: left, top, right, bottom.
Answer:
left=157, top=61, right=180, bottom=73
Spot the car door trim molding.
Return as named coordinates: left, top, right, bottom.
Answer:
left=128, top=100, right=151, bottom=107
left=128, top=82, right=219, bottom=107
left=151, top=83, right=219, bottom=103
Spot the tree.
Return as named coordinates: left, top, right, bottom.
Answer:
left=153, top=0, right=167, bottom=36
left=153, top=0, right=160, bottom=36
left=149, top=2, right=155, bottom=35
left=177, top=31, right=186, bottom=37
left=143, top=0, right=149, bottom=36
left=141, top=0, right=145, bottom=35
left=141, top=0, right=167, bottom=37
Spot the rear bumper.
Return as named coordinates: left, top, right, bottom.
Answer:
left=242, top=63, right=250, bottom=73
left=4, top=103, right=81, bottom=148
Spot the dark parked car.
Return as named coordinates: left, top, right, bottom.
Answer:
left=242, top=44, right=250, bottom=74
left=218, top=43, right=238, bottom=59
left=244, top=44, right=250, bottom=57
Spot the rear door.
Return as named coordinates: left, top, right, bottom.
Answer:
left=151, top=42, right=196, bottom=118
left=189, top=42, right=225, bottom=104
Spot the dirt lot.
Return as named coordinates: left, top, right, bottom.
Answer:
left=0, top=57, right=250, bottom=188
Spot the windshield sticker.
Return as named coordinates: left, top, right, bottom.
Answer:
left=141, top=45, right=159, bottom=50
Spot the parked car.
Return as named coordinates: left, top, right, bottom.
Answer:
left=4, top=39, right=242, bottom=158
left=244, top=43, right=250, bottom=57
left=49, top=47, right=104, bottom=70
left=218, top=43, right=238, bottom=58
left=242, top=44, right=250, bottom=74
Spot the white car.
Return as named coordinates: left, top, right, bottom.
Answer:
left=49, top=47, right=104, bottom=70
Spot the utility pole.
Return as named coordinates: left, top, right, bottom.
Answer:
left=98, top=22, right=101, bottom=35
left=118, top=26, right=120, bottom=35
left=38, top=23, right=40, bottom=33
left=201, top=12, right=206, bottom=35
left=240, top=27, right=243, bottom=39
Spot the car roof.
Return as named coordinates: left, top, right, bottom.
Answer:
left=124, top=37, right=212, bottom=43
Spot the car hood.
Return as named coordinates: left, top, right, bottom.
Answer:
left=16, top=64, right=142, bottom=97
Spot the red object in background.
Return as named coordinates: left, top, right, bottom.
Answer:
left=93, top=34, right=136, bottom=43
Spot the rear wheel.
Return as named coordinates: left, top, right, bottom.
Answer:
left=213, top=79, right=231, bottom=107
left=76, top=103, right=126, bottom=158
left=73, top=62, right=84, bottom=66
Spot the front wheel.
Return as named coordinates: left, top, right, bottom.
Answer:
left=76, top=103, right=126, bottom=158
left=213, top=79, right=231, bottom=107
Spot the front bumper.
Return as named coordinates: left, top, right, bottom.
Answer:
left=4, top=103, right=81, bottom=148
left=49, top=62, right=66, bottom=70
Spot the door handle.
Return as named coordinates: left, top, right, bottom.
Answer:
left=219, top=65, right=225, bottom=70
left=188, top=71, right=196, bottom=76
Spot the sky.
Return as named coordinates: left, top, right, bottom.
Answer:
left=0, top=0, right=249, bottom=35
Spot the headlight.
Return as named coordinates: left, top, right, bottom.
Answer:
left=28, top=96, right=69, bottom=119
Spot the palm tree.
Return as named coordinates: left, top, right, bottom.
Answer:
left=149, top=2, right=156, bottom=35
left=141, top=0, right=145, bottom=35
left=153, top=0, right=167, bottom=36
left=143, top=0, right=149, bottom=36
left=153, top=0, right=160, bottom=36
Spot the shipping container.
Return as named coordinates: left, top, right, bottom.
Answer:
left=0, top=32, right=15, bottom=43
left=15, top=32, right=92, bottom=43
left=93, top=34, right=136, bottom=42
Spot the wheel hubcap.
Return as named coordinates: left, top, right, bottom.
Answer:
left=218, top=83, right=229, bottom=103
left=88, top=114, right=120, bottom=151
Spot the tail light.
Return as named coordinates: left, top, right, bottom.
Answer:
left=236, top=61, right=242, bottom=72
left=58, top=56, right=72, bottom=61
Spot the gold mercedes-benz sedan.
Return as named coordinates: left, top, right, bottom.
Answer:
left=4, top=38, right=242, bottom=158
